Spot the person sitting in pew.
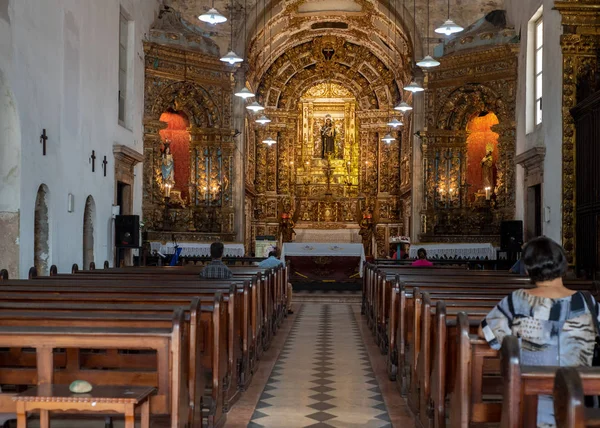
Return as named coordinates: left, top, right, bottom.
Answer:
left=479, top=236, right=600, bottom=428
left=411, top=248, right=433, bottom=267
left=258, top=250, right=294, bottom=315
left=200, top=242, right=233, bottom=279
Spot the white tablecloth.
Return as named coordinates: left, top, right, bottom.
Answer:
left=150, top=242, right=245, bottom=258
left=409, top=243, right=496, bottom=260
left=281, top=243, right=366, bottom=277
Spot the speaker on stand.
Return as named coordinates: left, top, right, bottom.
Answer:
left=500, top=220, right=524, bottom=263
left=115, top=215, right=140, bottom=266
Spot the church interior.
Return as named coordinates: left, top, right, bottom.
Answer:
left=1, top=0, right=600, bottom=426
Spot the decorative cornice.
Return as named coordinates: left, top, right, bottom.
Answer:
left=515, top=146, right=546, bottom=171
left=113, top=145, right=144, bottom=165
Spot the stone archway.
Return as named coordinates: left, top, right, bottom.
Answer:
left=34, top=184, right=50, bottom=276
left=83, top=195, right=96, bottom=270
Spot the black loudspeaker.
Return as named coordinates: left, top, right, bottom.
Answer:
left=501, top=220, right=524, bottom=252
left=115, top=215, right=140, bottom=248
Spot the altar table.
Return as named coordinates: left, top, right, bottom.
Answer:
left=408, top=243, right=496, bottom=260
left=149, top=242, right=245, bottom=258
left=281, top=243, right=366, bottom=281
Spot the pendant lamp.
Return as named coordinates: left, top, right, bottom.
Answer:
left=246, top=101, right=264, bottom=112
left=199, top=8, right=227, bottom=24
left=394, top=101, right=413, bottom=112
left=404, top=81, right=424, bottom=93
left=235, top=86, right=255, bottom=99
left=220, top=51, right=243, bottom=64
left=256, top=115, right=271, bottom=125
left=387, top=118, right=403, bottom=128
left=382, top=133, right=396, bottom=143
left=417, top=55, right=440, bottom=68
left=262, top=135, right=276, bottom=146
left=435, top=0, right=463, bottom=35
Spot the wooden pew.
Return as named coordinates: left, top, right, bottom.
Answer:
left=500, top=336, right=600, bottom=428
left=553, top=367, right=600, bottom=428
left=0, top=308, right=190, bottom=428
left=0, top=288, right=230, bottom=428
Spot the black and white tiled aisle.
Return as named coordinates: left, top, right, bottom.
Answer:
left=248, top=304, right=392, bottom=428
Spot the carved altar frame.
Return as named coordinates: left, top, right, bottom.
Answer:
left=142, top=43, right=237, bottom=242
left=420, top=44, right=518, bottom=243
left=555, top=0, right=600, bottom=264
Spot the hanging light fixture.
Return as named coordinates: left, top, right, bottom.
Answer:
left=262, top=135, right=276, bottom=146
left=256, top=115, right=271, bottom=125
left=387, top=118, right=403, bottom=127
left=199, top=8, right=227, bottom=24
left=417, top=0, right=440, bottom=68
left=435, top=0, right=463, bottom=35
left=246, top=101, right=264, bottom=112
left=220, top=51, right=243, bottom=64
left=404, top=81, right=424, bottom=92
left=394, top=101, right=413, bottom=112
left=234, top=86, right=255, bottom=99
left=382, top=132, right=396, bottom=143
left=220, top=0, right=243, bottom=64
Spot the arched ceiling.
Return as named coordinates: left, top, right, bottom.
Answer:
left=165, top=0, right=504, bottom=67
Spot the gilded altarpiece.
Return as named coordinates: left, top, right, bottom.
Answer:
left=247, top=36, right=410, bottom=257
left=420, top=44, right=518, bottom=243
left=142, top=42, right=237, bottom=242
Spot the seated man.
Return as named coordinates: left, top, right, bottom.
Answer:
left=199, top=242, right=232, bottom=279
left=258, top=250, right=294, bottom=315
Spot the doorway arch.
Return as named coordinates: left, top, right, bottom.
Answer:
left=34, top=184, right=50, bottom=275
left=83, top=195, right=96, bottom=270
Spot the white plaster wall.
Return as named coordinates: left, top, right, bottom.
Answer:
left=505, top=0, right=563, bottom=242
left=0, top=0, right=159, bottom=277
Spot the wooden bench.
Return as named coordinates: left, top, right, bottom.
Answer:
left=14, top=384, right=154, bottom=428
left=0, top=310, right=187, bottom=427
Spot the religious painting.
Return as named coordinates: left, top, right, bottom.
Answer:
left=312, top=115, right=344, bottom=159
left=466, top=112, right=499, bottom=203
left=158, top=111, right=190, bottom=202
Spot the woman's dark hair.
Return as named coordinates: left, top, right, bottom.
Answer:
left=417, top=248, right=427, bottom=259
left=210, top=242, right=225, bottom=259
left=522, top=236, right=568, bottom=283
left=268, top=250, right=277, bottom=258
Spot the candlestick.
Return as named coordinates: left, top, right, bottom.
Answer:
left=485, top=187, right=491, bottom=200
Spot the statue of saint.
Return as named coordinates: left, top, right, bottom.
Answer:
left=481, top=150, right=494, bottom=190
left=279, top=213, right=295, bottom=243
left=359, top=209, right=375, bottom=257
left=321, top=115, right=336, bottom=158
left=161, top=142, right=175, bottom=187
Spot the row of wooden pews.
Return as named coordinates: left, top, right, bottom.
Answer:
left=362, top=262, right=600, bottom=428
left=0, top=262, right=289, bottom=428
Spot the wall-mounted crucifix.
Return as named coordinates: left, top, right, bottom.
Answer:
left=90, top=150, right=96, bottom=172
left=40, top=129, right=48, bottom=156
left=102, top=156, right=108, bottom=177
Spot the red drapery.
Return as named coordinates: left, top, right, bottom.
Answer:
left=159, top=111, right=190, bottom=201
left=466, top=112, right=499, bottom=202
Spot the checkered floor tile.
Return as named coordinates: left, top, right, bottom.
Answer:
left=248, top=304, right=392, bottom=428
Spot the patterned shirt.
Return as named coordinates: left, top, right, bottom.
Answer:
left=481, top=289, right=599, bottom=427
left=199, top=260, right=233, bottom=279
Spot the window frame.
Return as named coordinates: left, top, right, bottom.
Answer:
left=534, top=17, right=543, bottom=126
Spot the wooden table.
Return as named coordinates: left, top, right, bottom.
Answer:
left=13, top=385, right=154, bottom=428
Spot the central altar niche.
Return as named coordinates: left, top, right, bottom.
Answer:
left=295, top=83, right=359, bottom=202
